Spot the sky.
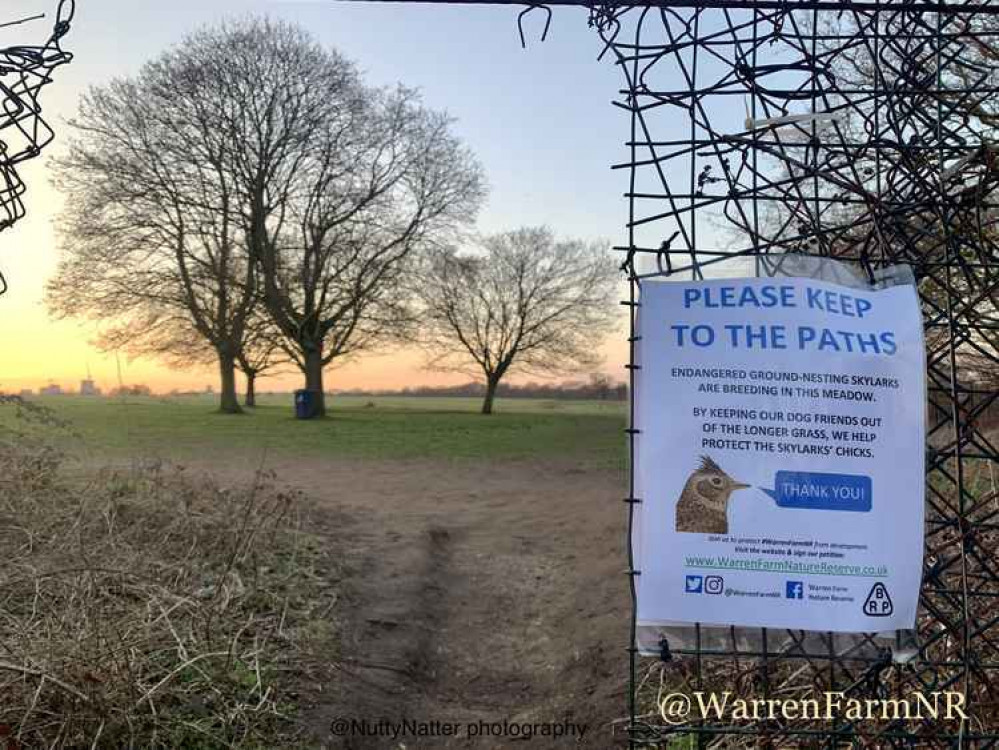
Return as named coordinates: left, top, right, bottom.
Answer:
left=0, top=0, right=634, bottom=395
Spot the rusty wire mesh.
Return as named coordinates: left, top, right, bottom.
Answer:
left=582, top=0, right=999, bottom=747
left=0, top=0, right=74, bottom=296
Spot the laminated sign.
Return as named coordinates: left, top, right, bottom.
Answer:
left=634, top=276, right=926, bottom=632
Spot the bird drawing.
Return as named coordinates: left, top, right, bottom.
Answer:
left=674, top=456, right=750, bottom=535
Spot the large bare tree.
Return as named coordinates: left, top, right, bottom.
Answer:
left=417, top=227, right=620, bottom=415
left=208, top=19, right=484, bottom=417
left=47, top=18, right=484, bottom=418
left=47, top=53, right=258, bottom=413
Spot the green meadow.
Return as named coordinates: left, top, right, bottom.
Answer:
left=16, top=394, right=628, bottom=467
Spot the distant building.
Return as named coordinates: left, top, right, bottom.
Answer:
left=39, top=383, right=63, bottom=396
left=79, top=365, right=101, bottom=396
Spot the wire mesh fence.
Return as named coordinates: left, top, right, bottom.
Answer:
left=0, top=0, right=74, bottom=296
left=584, top=0, right=999, bottom=746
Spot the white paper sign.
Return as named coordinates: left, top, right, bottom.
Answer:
left=634, top=276, right=925, bottom=632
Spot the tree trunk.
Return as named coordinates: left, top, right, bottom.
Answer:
left=481, top=375, right=500, bottom=415
left=304, top=346, right=327, bottom=417
left=244, top=372, right=256, bottom=408
left=218, top=349, right=242, bottom=414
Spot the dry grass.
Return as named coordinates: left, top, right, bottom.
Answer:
left=0, top=397, right=339, bottom=749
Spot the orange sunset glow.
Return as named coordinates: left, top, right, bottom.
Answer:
left=2, top=182, right=627, bottom=394
left=0, top=1, right=629, bottom=397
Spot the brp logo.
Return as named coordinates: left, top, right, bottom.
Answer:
left=863, top=582, right=893, bottom=616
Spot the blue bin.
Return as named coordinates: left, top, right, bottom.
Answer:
left=294, top=389, right=320, bottom=419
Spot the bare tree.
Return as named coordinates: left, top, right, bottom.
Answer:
left=236, top=311, right=291, bottom=407
left=175, top=19, right=485, bottom=418
left=46, top=18, right=482, bottom=418
left=46, top=53, right=257, bottom=413
left=416, top=227, right=621, bottom=415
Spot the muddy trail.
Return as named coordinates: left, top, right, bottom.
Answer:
left=216, top=456, right=631, bottom=749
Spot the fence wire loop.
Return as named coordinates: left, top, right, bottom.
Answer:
left=0, top=0, right=75, bottom=296
left=518, top=3, right=552, bottom=47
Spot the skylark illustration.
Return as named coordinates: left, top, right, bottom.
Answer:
left=674, top=456, right=750, bottom=534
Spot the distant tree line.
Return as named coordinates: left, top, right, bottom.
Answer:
left=109, top=384, right=153, bottom=398
left=341, top=375, right=627, bottom=402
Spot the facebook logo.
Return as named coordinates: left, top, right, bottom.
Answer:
left=785, top=581, right=804, bottom=600
left=685, top=575, right=703, bottom=593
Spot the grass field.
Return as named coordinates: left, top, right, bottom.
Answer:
left=15, top=394, right=627, bottom=466
left=1, top=394, right=630, bottom=746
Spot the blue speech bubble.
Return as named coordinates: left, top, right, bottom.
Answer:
left=760, top=471, right=872, bottom=512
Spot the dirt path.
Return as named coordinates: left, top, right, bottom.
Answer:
left=207, top=456, right=630, bottom=748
